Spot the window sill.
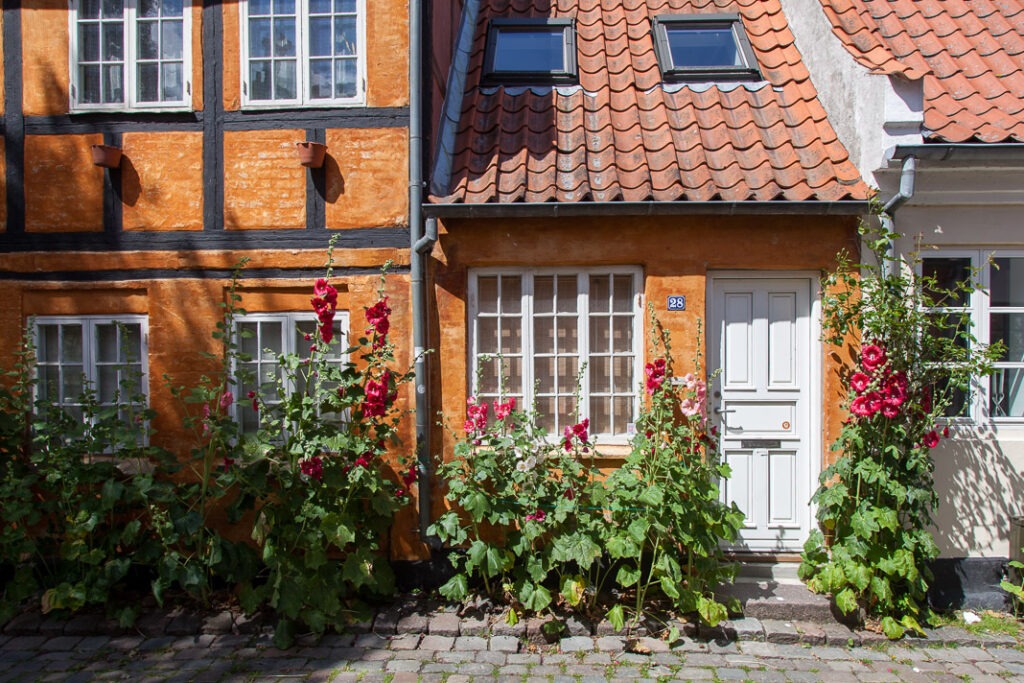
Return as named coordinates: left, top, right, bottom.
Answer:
left=238, top=99, right=367, bottom=111
left=70, top=105, right=197, bottom=115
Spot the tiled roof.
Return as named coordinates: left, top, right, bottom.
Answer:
left=818, top=0, right=1024, bottom=144
left=429, top=0, right=869, bottom=205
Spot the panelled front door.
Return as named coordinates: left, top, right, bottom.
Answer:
left=709, top=276, right=817, bottom=552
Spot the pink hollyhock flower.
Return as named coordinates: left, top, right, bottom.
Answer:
left=680, top=398, right=700, bottom=417
left=247, top=390, right=258, bottom=411
left=311, top=279, right=338, bottom=345
left=865, top=391, right=883, bottom=414
left=850, top=395, right=876, bottom=418
left=366, top=297, right=391, bottom=348
left=943, top=426, right=950, bottom=438
left=396, top=488, right=406, bottom=499
left=464, top=398, right=489, bottom=434
left=362, top=371, right=394, bottom=418
left=300, top=456, right=324, bottom=481
left=881, top=404, right=899, bottom=419
left=860, top=343, right=887, bottom=373
left=354, top=455, right=371, bottom=468
left=564, top=487, right=575, bottom=500
left=922, top=430, right=940, bottom=449
left=219, top=391, right=234, bottom=411
left=525, top=509, right=546, bottom=523
left=694, top=379, right=707, bottom=401
left=645, top=359, right=667, bottom=395
left=682, top=372, right=697, bottom=390
left=850, top=372, right=871, bottom=394
left=222, top=456, right=235, bottom=470
left=402, top=467, right=417, bottom=487
left=494, top=397, right=516, bottom=420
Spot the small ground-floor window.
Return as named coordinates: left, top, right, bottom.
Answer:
left=34, top=316, right=148, bottom=424
left=922, top=250, right=1024, bottom=422
left=468, top=267, right=642, bottom=441
left=234, top=311, right=348, bottom=433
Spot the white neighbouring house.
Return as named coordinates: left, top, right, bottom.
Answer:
left=784, top=0, right=1024, bottom=608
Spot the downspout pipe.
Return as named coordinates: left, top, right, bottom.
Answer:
left=408, top=0, right=440, bottom=549
left=879, top=154, right=916, bottom=276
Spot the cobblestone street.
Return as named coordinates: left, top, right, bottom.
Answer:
left=3, top=631, right=1024, bottom=682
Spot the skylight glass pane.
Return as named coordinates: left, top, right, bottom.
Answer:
left=492, top=29, right=564, bottom=73
left=666, top=26, right=742, bottom=68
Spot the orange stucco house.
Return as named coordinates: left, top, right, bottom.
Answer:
left=420, top=0, right=871, bottom=560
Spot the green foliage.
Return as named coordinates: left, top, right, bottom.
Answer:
left=430, top=314, right=742, bottom=631
left=1001, top=558, right=1024, bottom=616
left=221, top=257, right=413, bottom=647
left=0, top=323, right=185, bottom=622
left=800, top=220, right=1001, bottom=638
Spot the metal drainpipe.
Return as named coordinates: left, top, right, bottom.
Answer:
left=408, top=0, right=440, bottom=548
left=879, top=155, right=917, bottom=276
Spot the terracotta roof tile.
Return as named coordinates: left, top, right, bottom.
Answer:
left=431, top=0, right=869, bottom=204
left=818, top=0, right=1024, bottom=143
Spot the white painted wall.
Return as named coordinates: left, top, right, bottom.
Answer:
left=892, top=168, right=1024, bottom=558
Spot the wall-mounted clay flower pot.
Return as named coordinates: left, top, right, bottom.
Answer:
left=90, top=144, right=122, bottom=169
left=296, top=141, right=327, bottom=168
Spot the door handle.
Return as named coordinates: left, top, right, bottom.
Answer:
left=713, top=407, right=735, bottom=415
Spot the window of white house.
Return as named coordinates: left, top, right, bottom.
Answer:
left=234, top=312, right=348, bottom=433
left=34, top=316, right=148, bottom=423
left=469, top=269, right=642, bottom=440
left=69, top=0, right=192, bottom=111
left=240, top=0, right=364, bottom=107
left=922, top=251, right=1024, bottom=422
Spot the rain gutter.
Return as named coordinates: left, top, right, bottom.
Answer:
left=422, top=200, right=870, bottom=218
left=408, top=0, right=439, bottom=548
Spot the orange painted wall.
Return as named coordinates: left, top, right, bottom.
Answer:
left=122, top=132, right=205, bottom=231
left=24, top=134, right=105, bottom=232
left=324, top=128, right=408, bottom=229
left=0, top=270, right=422, bottom=559
left=21, top=0, right=68, bottom=116
left=223, top=130, right=306, bottom=230
left=20, top=0, right=203, bottom=115
left=428, top=215, right=860, bottom=521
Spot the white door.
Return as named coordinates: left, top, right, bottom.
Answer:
left=709, top=276, right=816, bottom=552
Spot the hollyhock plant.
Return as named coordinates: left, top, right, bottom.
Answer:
left=801, top=223, right=1001, bottom=640
left=366, top=297, right=391, bottom=349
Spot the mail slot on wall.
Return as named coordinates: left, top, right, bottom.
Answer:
left=721, top=401, right=796, bottom=435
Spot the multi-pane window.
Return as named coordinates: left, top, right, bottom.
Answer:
left=922, top=251, right=1024, bottom=421
left=34, top=317, right=148, bottom=423
left=234, top=312, right=348, bottom=433
left=469, top=269, right=642, bottom=440
left=70, top=0, right=190, bottom=110
left=241, top=0, right=364, bottom=106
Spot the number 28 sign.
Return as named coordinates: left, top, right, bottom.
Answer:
left=667, top=295, right=686, bottom=311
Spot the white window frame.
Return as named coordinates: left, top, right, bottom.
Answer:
left=239, top=0, right=366, bottom=109
left=232, top=311, right=350, bottom=432
left=69, top=0, right=193, bottom=112
left=920, top=248, right=1024, bottom=425
left=33, top=315, right=150, bottom=416
left=468, top=267, right=644, bottom=443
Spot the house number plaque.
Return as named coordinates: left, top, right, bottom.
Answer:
left=667, top=295, right=686, bottom=311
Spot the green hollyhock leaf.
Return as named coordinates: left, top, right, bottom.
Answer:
left=834, top=587, right=858, bottom=615
left=616, top=564, right=641, bottom=588
left=518, top=581, right=552, bottom=612
left=551, top=532, right=601, bottom=569
left=606, top=534, right=638, bottom=559
left=438, top=574, right=468, bottom=601
left=881, top=616, right=904, bottom=640
left=696, top=595, right=727, bottom=626
left=606, top=604, right=625, bottom=632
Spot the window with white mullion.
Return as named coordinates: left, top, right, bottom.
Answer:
left=241, top=0, right=363, bottom=107
left=71, top=0, right=189, bottom=110
left=472, top=274, right=524, bottom=404
left=234, top=312, right=348, bottom=433
left=532, top=274, right=581, bottom=434
left=470, top=268, right=642, bottom=440
left=986, top=256, right=1024, bottom=419
left=34, top=317, right=148, bottom=425
left=587, top=273, right=637, bottom=436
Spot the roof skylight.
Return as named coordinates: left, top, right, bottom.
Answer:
left=482, top=18, right=578, bottom=85
left=653, top=14, right=760, bottom=81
